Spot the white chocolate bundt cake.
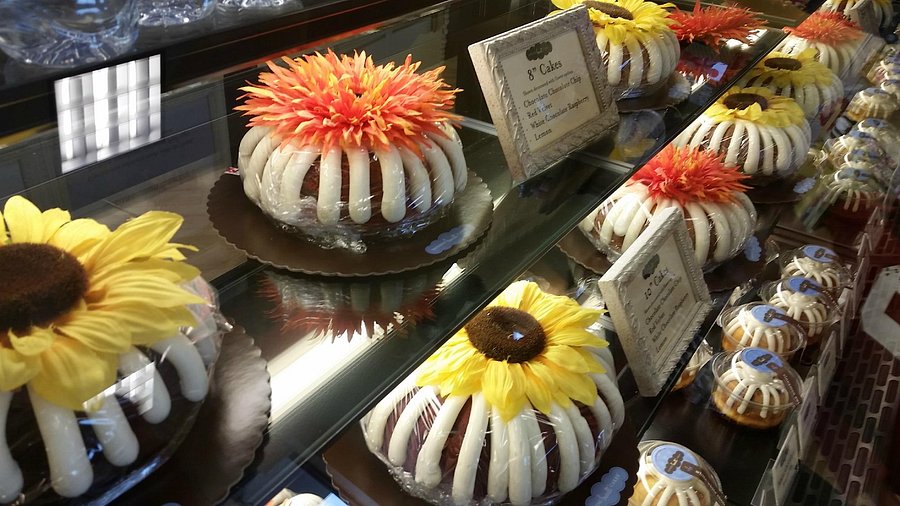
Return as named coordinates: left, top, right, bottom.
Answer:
left=719, top=303, right=805, bottom=357
left=761, top=274, right=840, bottom=344
left=236, top=51, right=467, bottom=244
left=776, top=12, right=864, bottom=77
left=630, top=441, right=724, bottom=506
left=551, top=0, right=680, bottom=98
left=580, top=145, right=757, bottom=269
left=0, top=197, right=225, bottom=502
left=362, top=282, right=624, bottom=505
left=736, top=49, right=844, bottom=123
left=673, top=87, right=811, bottom=182
left=711, top=348, right=801, bottom=429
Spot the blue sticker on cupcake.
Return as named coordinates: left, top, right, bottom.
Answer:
left=750, top=304, right=788, bottom=327
left=859, top=118, right=888, bottom=129
left=802, top=245, right=837, bottom=263
left=650, top=444, right=697, bottom=482
left=786, top=276, right=823, bottom=295
left=741, top=347, right=784, bottom=372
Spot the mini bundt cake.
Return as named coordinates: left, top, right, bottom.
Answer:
left=711, top=348, right=801, bottom=429
left=761, top=273, right=841, bottom=344
left=630, top=441, right=724, bottom=506
left=776, top=12, right=863, bottom=77
left=736, top=49, right=844, bottom=124
left=673, top=86, right=811, bottom=183
left=780, top=245, right=851, bottom=294
left=236, top=51, right=467, bottom=246
left=844, top=87, right=900, bottom=122
left=823, top=131, right=887, bottom=168
left=551, top=0, right=680, bottom=98
left=362, top=281, right=624, bottom=505
left=0, top=197, right=225, bottom=502
left=579, top=145, right=757, bottom=269
left=719, top=303, right=805, bottom=358
left=822, top=165, right=882, bottom=219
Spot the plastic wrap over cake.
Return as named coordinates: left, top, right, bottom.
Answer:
left=778, top=244, right=853, bottom=294
left=775, top=12, right=864, bottom=77
left=360, top=281, right=625, bottom=505
left=0, top=196, right=229, bottom=504
left=551, top=0, right=680, bottom=99
left=236, top=51, right=465, bottom=251
left=735, top=49, right=844, bottom=126
left=759, top=276, right=841, bottom=346
left=710, top=348, right=801, bottom=429
left=717, top=302, right=806, bottom=358
left=580, top=145, right=757, bottom=271
left=630, top=441, right=724, bottom=506
left=673, top=87, right=811, bottom=184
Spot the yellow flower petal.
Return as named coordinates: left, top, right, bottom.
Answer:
left=84, top=211, right=186, bottom=276
left=93, top=276, right=205, bottom=309
left=125, top=306, right=197, bottom=345
left=522, top=363, right=553, bottom=414
left=30, top=337, right=117, bottom=411
left=56, top=309, right=129, bottom=354
left=552, top=0, right=576, bottom=8
left=3, top=196, right=44, bottom=243
left=542, top=344, right=592, bottom=373
left=48, top=218, right=110, bottom=260
left=483, top=360, right=526, bottom=420
left=8, top=327, right=55, bottom=357
left=39, top=208, right=72, bottom=242
left=0, top=208, right=7, bottom=245
left=545, top=327, right=607, bottom=349
left=0, top=347, right=39, bottom=390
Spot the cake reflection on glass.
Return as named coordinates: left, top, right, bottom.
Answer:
left=775, top=12, right=863, bottom=76
left=0, top=196, right=225, bottom=501
left=361, top=281, right=624, bottom=505
left=673, top=341, right=713, bottom=391
left=236, top=51, right=467, bottom=248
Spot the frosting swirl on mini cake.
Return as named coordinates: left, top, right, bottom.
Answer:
left=634, top=443, right=717, bottom=506
left=824, top=166, right=879, bottom=213
left=781, top=245, right=847, bottom=289
left=719, top=350, right=790, bottom=418
left=723, top=304, right=798, bottom=355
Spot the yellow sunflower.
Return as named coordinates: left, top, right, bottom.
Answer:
left=704, top=86, right=805, bottom=127
left=0, top=196, right=203, bottom=410
left=745, top=49, right=835, bottom=89
left=552, top=0, right=676, bottom=45
left=416, top=280, right=607, bottom=421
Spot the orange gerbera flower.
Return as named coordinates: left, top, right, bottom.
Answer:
left=785, top=11, right=862, bottom=45
left=632, top=145, right=750, bottom=204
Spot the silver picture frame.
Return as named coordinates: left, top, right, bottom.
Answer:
left=598, top=206, right=712, bottom=396
left=468, top=4, right=618, bottom=182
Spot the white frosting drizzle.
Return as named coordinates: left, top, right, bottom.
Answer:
left=361, top=356, right=626, bottom=505
left=823, top=173, right=877, bottom=212
left=636, top=447, right=713, bottom=506
left=720, top=354, right=789, bottom=417
left=592, top=188, right=755, bottom=266
left=782, top=257, right=843, bottom=288
left=236, top=120, right=464, bottom=226
left=724, top=307, right=791, bottom=353
left=0, top=391, right=23, bottom=502
left=149, top=334, right=209, bottom=402
left=595, top=28, right=679, bottom=91
left=28, top=386, right=94, bottom=498
left=86, top=394, right=139, bottom=467
left=118, top=347, right=171, bottom=424
left=768, top=289, right=830, bottom=337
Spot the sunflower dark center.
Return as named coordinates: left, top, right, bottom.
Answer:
left=465, top=307, right=546, bottom=363
left=585, top=1, right=634, bottom=20
left=764, top=57, right=803, bottom=71
left=723, top=92, right=769, bottom=111
left=0, top=243, right=88, bottom=333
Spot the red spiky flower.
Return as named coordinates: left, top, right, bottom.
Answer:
left=670, top=1, right=767, bottom=46
left=632, top=145, right=750, bottom=204
left=785, top=11, right=862, bottom=45
left=236, top=50, right=461, bottom=154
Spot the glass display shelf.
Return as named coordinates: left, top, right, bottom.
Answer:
left=0, top=0, right=446, bottom=137
left=0, top=0, right=857, bottom=504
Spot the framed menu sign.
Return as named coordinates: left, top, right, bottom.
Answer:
left=468, top=4, right=618, bottom=182
left=599, top=207, right=712, bottom=396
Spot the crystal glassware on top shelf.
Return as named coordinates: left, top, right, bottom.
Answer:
left=138, top=0, right=215, bottom=27
left=0, top=0, right=139, bottom=68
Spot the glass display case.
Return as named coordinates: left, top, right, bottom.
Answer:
left=0, top=0, right=897, bottom=505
